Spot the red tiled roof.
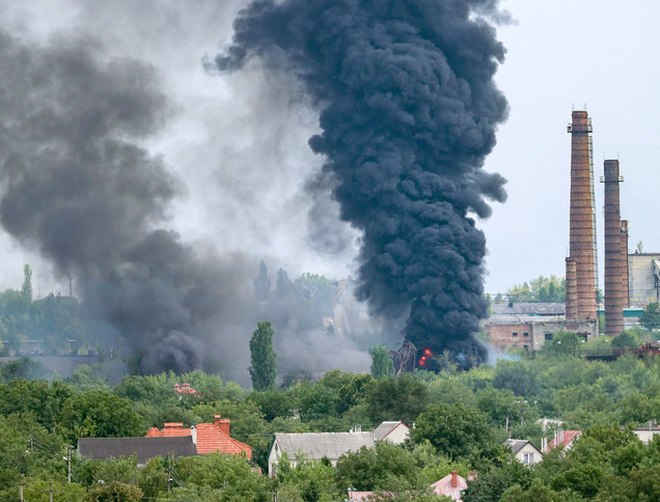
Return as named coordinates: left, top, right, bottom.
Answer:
left=548, top=430, right=581, bottom=450
left=145, top=420, right=251, bottom=459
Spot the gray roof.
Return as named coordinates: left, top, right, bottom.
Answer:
left=274, top=432, right=375, bottom=461
left=372, top=421, right=408, bottom=441
left=78, top=437, right=197, bottom=464
left=504, top=439, right=540, bottom=454
left=490, top=303, right=565, bottom=316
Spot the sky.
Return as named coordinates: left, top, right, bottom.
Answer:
left=1, top=0, right=659, bottom=299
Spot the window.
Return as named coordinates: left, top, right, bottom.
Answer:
left=512, top=332, right=518, bottom=337
left=523, top=332, right=529, bottom=337
left=523, top=453, right=534, bottom=464
left=545, top=333, right=553, bottom=341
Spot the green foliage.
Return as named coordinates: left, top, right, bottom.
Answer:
left=249, top=321, right=277, bottom=391
left=83, top=481, right=142, bottom=502
left=639, top=302, right=660, bottom=330
left=276, top=457, right=339, bottom=502
left=493, top=360, right=539, bottom=396
left=371, top=345, right=394, bottom=379
left=337, top=443, right=425, bottom=491
left=612, top=330, right=640, bottom=351
left=544, top=331, right=579, bottom=356
left=506, top=275, right=565, bottom=303
left=174, top=452, right=274, bottom=502
left=410, top=401, right=502, bottom=466
left=59, top=390, right=145, bottom=442
left=366, top=374, right=431, bottom=425
left=462, top=460, right=533, bottom=502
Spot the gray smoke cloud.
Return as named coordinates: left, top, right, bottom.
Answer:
left=0, top=0, right=380, bottom=382
left=215, top=0, right=509, bottom=367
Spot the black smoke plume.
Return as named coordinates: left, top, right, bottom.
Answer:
left=215, top=0, right=509, bottom=366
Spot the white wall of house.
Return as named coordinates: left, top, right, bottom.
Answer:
left=380, top=424, right=410, bottom=445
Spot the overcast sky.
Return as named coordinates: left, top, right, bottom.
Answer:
left=482, top=0, right=660, bottom=294
left=1, top=0, right=659, bottom=299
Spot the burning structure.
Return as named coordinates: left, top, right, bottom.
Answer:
left=216, top=0, right=509, bottom=369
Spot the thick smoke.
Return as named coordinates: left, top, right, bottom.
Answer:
left=0, top=1, right=381, bottom=382
left=215, top=0, right=509, bottom=366
left=0, top=28, right=235, bottom=374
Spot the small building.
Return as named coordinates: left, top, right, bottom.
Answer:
left=430, top=471, right=468, bottom=501
left=78, top=436, right=196, bottom=466
left=503, top=439, right=542, bottom=466
left=547, top=430, right=581, bottom=452
left=269, top=431, right=374, bottom=475
left=629, top=253, right=660, bottom=306
left=146, top=415, right=251, bottom=459
left=348, top=472, right=468, bottom=502
left=372, top=421, right=410, bottom=445
left=631, top=426, right=660, bottom=444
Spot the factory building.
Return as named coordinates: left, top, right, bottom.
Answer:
left=485, top=303, right=597, bottom=353
left=628, top=253, right=660, bottom=306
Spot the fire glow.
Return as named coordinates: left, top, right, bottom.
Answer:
left=419, top=348, right=434, bottom=367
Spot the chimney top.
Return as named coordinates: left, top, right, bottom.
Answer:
left=451, top=471, right=458, bottom=488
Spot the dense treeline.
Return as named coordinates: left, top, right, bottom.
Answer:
left=4, top=334, right=660, bottom=501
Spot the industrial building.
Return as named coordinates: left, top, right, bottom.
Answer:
left=486, top=110, right=654, bottom=352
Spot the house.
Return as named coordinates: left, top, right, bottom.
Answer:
left=77, top=436, right=196, bottom=466
left=430, top=471, right=468, bottom=501
left=174, top=383, right=196, bottom=395
left=146, top=415, right=251, bottom=459
left=347, top=471, right=468, bottom=502
left=372, top=421, right=410, bottom=445
left=630, top=426, right=660, bottom=444
left=547, top=430, right=581, bottom=452
left=503, top=439, right=542, bottom=465
left=269, top=431, right=374, bottom=475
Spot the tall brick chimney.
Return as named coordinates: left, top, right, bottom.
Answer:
left=620, top=220, right=630, bottom=308
left=602, top=159, right=624, bottom=337
left=566, top=111, right=597, bottom=321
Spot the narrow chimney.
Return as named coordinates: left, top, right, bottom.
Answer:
left=620, top=220, right=630, bottom=308
left=567, top=111, right=597, bottom=321
left=451, top=470, right=458, bottom=488
left=565, top=257, right=578, bottom=321
left=214, top=415, right=231, bottom=436
left=602, top=160, right=624, bottom=337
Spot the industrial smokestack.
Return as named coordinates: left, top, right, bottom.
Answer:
left=620, top=220, right=630, bottom=308
left=602, top=159, right=624, bottom=337
left=565, top=257, right=578, bottom=321
left=567, top=111, right=597, bottom=321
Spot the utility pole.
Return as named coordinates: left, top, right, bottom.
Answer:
left=19, top=476, right=24, bottom=502
left=67, top=445, right=73, bottom=482
left=46, top=482, right=54, bottom=502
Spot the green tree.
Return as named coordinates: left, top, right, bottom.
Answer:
left=83, top=481, right=142, bottom=502
left=371, top=345, right=394, bottom=379
left=545, top=331, right=579, bottom=357
left=493, top=360, right=539, bottom=397
left=410, top=401, right=502, bottom=465
left=59, top=389, right=145, bottom=442
left=639, top=302, right=660, bottom=330
left=611, top=330, right=639, bottom=351
left=21, top=264, right=32, bottom=303
left=366, top=374, right=430, bottom=425
left=249, top=321, right=277, bottom=391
